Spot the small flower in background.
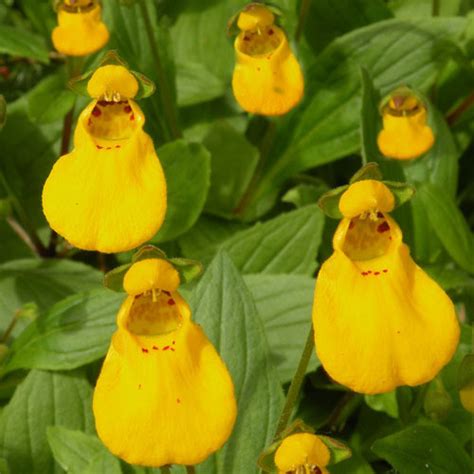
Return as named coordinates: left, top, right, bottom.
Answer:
left=458, top=354, right=474, bottom=414
left=52, top=0, right=109, bottom=57
left=274, top=433, right=330, bottom=474
left=93, top=257, right=237, bottom=467
left=231, top=3, right=304, bottom=116
left=313, top=176, right=459, bottom=394
left=377, top=86, right=434, bottom=160
left=42, top=59, right=167, bottom=253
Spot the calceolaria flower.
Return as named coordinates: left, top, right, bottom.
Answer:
left=42, top=64, right=167, bottom=253
left=93, top=258, right=237, bottom=466
left=274, top=433, right=330, bottom=474
left=313, top=179, right=459, bottom=394
left=52, top=0, right=109, bottom=56
left=232, top=3, right=304, bottom=116
left=377, top=87, right=435, bottom=160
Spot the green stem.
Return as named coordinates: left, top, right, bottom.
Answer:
left=160, top=466, right=171, bottom=474
left=186, top=467, right=196, bottom=474
left=273, top=326, right=314, bottom=440
left=409, top=383, right=429, bottom=419
left=432, top=0, right=440, bottom=16
left=137, top=0, right=181, bottom=141
left=0, top=171, right=47, bottom=256
left=235, top=119, right=276, bottom=216
left=0, top=311, right=19, bottom=343
left=295, top=0, right=312, bottom=42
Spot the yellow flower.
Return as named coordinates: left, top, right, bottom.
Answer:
left=274, top=433, right=330, bottom=474
left=232, top=4, right=304, bottom=116
left=52, top=0, right=109, bottom=57
left=42, top=65, right=167, bottom=253
left=377, top=91, right=434, bottom=160
left=93, top=258, right=237, bottom=467
left=312, top=180, right=459, bottom=394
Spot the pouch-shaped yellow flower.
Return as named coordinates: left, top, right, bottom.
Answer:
left=232, top=4, right=304, bottom=116
left=52, top=0, right=109, bottom=57
left=377, top=93, right=434, bottom=160
left=312, top=180, right=459, bottom=394
left=42, top=65, right=167, bottom=253
left=93, top=259, right=237, bottom=467
left=274, top=433, right=330, bottom=474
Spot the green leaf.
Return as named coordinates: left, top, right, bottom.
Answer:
left=458, top=354, right=474, bottom=390
left=47, top=427, right=121, bottom=474
left=27, top=70, right=76, bottom=124
left=418, top=183, right=474, bottom=273
left=0, top=95, right=6, bottom=129
left=350, top=162, right=383, bottom=183
left=2, top=290, right=122, bottom=374
left=178, top=215, right=248, bottom=262
left=245, top=17, right=467, bottom=219
left=330, top=453, right=375, bottom=474
left=168, top=257, right=203, bottom=284
left=0, top=369, right=94, bottom=474
left=245, top=274, right=318, bottom=382
left=154, top=140, right=211, bottom=242
left=0, top=25, right=49, bottom=63
left=282, top=181, right=330, bottom=209
left=175, top=61, right=227, bottom=107
left=0, top=457, right=10, bottom=474
left=191, top=252, right=284, bottom=474
left=317, top=185, right=347, bottom=219
left=371, top=422, right=472, bottom=474
left=219, top=205, right=325, bottom=275
left=0, top=259, right=102, bottom=335
left=203, top=121, right=259, bottom=218
left=303, top=0, right=392, bottom=53
left=383, top=181, right=416, bottom=207
left=365, top=391, right=399, bottom=418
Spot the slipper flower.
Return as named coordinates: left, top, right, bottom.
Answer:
left=312, top=180, right=459, bottom=394
left=377, top=89, right=434, bottom=160
left=42, top=64, right=167, bottom=253
left=52, top=0, right=109, bottom=57
left=274, top=433, right=330, bottom=474
left=232, top=3, right=304, bottom=116
left=93, top=258, right=237, bottom=466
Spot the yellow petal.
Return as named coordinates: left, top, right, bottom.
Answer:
left=123, top=259, right=180, bottom=296
left=313, top=215, right=459, bottom=394
left=232, top=26, right=304, bottom=116
left=87, top=65, right=139, bottom=101
left=237, top=4, right=275, bottom=31
left=52, top=3, right=109, bottom=57
left=93, top=292, right=237, bottom=466
left=42, top=100, right=167, bottom=253
left=274, top=433, right=330, bottom=473
left=377, top=107, right=434, bottom=160
left=339, top=180, right=395, bottom=219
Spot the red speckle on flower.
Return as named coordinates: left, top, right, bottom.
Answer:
left=168, top=299, right=175, bottom=305
left=172, top=340, right=176, bottom=345
left=106, top=147, right=111, bottom=150
left=268, top=28, right=274, bottom=35
left=138, top=384, right=142, bottom=389
left=130, top=114, right=135, bottom=121
left=383, top=269, right=388, bottom=273
left=152, top=346, right=159, bottom=350
left=141, top=348, right=148, bottom=353
left=163, top=290, right=171, bottom=296
left=170, top=348, right=175, bottom=352
left=367, top=270, right=372, bottom=274
left=374, top=272, right=380, bottom=275
left=361, top=272, right=367, bottom=276
left=377, top=212, right=384, bottom=218
left=115, top=145, right=121, bottom=148
left=87, top=118, right=92, bottom=126
left=377, top=221, right=390, bottom=233
left=349, top=220, right=355, bottom=229
left=92, top=107, right=101, bottom=117
left=163, top=346, right=170, bottom=351
left=98, top=100, right=108, bottom=107
left=244, top=36, right=250, bottom=41
left=177, top=398, right=181, bottom=403
left=124, top=105, right=132, bottom=113
left=96, top=145, right=103, bottom=149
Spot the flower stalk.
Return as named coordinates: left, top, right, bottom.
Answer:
left=137, top=0, right=181, bottom=141
left=273, top=326, right=314, bottom=440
